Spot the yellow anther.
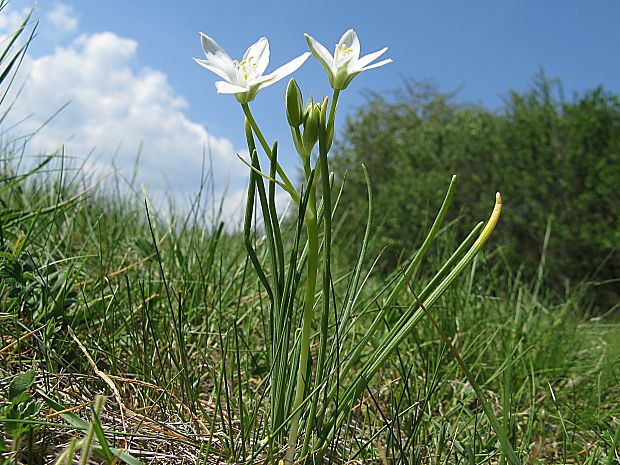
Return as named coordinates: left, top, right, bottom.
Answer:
left=335, top=44, right=353, bottom=60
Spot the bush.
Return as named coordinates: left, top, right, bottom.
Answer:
left=332, top=74, right=620, bottom=309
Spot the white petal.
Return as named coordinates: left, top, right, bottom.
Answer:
left=359, top=58, right=393, bottom=72
left=245, top=74, right=273, bottom=90
left=215, top=81, right=250, bottom=94
left=243, top=37, right=270, bottom=76
left=200, top=32, right=230, bottom=57
left=353, top=47, right=388, bottom=70
left=199, top=32, right=236, bottom=80
left=338, top=29, right=360, bottom=60
left=259, top=52, right=311, bottom=89
left=255, top=40, right=270, bottom=76
left=305, top=34, right=335, bottom=82
left=194, top=58, right=234, bottom=82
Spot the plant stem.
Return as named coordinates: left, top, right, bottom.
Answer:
left=299, top=88, right=341, bottom=459
left=286, top=187, right=319, bottom=463
left=327, top=90, right=340, bottom=148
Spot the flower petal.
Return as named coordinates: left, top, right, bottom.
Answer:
left=353, top=47, right=388, bottom=71
left=199, top=32, right=236, bottom=81
left=338, top=29, right=360, bottom=61
left=194, top=58, right=234, bottom=81
left=215, top=80, right=250, bottom=94
left=305, top=33, right=335, bottom=84
left=359, top=58, right=393, bottom=71
left=243, top=37, right=270, bottom=76
left=200, top=32, right=230, bottom=58
left=259, top=52, right=311, bottom=90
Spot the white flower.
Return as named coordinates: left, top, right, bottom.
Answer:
left=195, top=33, right=310, bottom=104
left=305, top=29, right=392, bottom=90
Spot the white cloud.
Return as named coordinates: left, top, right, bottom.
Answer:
left=6, top=30, right=247, bottom=216
left=0, top=5, right=31, bottom=40
left=47, top=3, right=78, bottom=32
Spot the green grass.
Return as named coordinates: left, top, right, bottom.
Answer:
left=1, top=151, right=619, bottom=464
left=1, top=8, right=619, bottom=463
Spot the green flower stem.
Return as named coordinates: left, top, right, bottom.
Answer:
left=286, top=190, right=319, bottom=462
left=285, top=91, right=341, bottom=462
left=292, top=126, right=308, bottom=169
left=299, top=88, right=340, bottom=460
left=242, top=103, right=297, bottom=197
left=326, top=90, right=340, bottom=150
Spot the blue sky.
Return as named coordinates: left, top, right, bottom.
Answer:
left=2, top=0, right=619, bottom=221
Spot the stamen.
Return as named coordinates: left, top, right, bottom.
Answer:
left=335, top=44, right=353, bottom=60
left=234, top=56, right=259, bottom=83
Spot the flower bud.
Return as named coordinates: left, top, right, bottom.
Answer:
left=319, top=97, right=334, bottom=152
left=319, top=96, right=332, bottom=151
left=320, top=96, right=329, bottom=127
left=303, top=103, right=321, bottom=153
left=285, top=78, right=303, bottom=127
left=303, top=98, right=314, bottom=125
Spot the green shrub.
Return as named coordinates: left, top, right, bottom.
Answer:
left=332, top=74, right=620, bottom=308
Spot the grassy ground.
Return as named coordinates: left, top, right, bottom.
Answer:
left=1, top=153, right=619, bottom=464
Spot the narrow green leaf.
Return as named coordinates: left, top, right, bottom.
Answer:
left=91, top=396, right=114, bottom=463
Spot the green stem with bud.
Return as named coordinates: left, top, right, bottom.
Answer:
left=286, top=89, right=340, bottom=463
left=298, top=89, right=340, bottom=460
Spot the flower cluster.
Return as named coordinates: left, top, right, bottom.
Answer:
left=193, top=29, right=392, bottom=463
left=189, top=27, right=508, bottom=465
left=194, top=29, right=392, bottom=102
